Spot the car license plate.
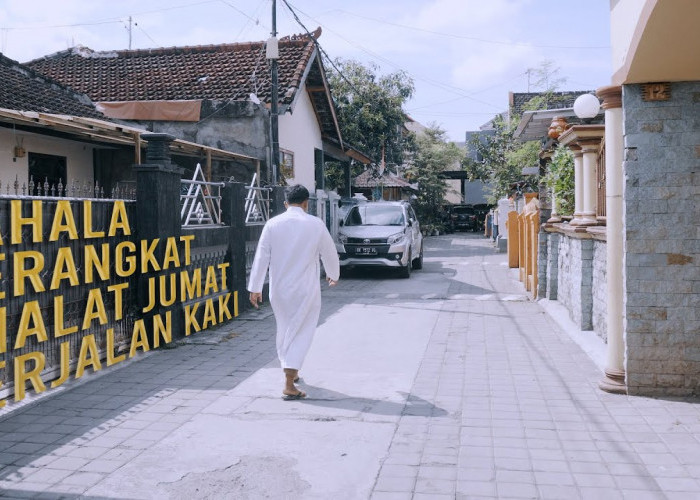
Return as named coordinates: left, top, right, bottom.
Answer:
left=356, top=246, right=377, bottom=255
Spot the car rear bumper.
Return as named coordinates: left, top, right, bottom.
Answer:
left=338, top=256, right=405, bottom=268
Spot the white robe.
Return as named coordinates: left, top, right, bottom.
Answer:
left=248, top=206, right=340, bottom=370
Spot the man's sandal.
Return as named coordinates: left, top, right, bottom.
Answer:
left=282, top=390, right=306, bottom=401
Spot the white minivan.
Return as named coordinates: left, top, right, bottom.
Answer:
left=336, top=201, right=423, bottom=278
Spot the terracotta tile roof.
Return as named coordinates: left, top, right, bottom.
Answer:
left=0, top=54, right=104, bottom=118
left=354, top=169, right=416, bottom=189
left=26, top=30, right=320, bottom=106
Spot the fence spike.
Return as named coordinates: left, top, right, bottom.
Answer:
left=14, top=175, right=19, bottom=196
left=58, top=178, right=64, bottom=197
left=44, top=177, right=49, bottom=197
left=21, top=182, right=26, bottom=196
left=29, top=175, right=35, bottom=196
left=51, top=183, right=56, bottom=197
left=94, top=181, right=99, bottom=198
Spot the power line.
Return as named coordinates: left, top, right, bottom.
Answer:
left=133, top=19, right=159, bottom=47
left=332, top=10, right=610, bottom=50
left=0, top=0, right=220, bottom=31
left=285, top=1, right=505, bottom=112
left=280, top=0, right=367, bottom=100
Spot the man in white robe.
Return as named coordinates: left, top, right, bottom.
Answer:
left=248, top=184, right=340, bottom=400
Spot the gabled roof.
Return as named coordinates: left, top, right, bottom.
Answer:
left=26, top=28, right=343, bottom=146
left=354, top=169, right=416, bottom=190
left=27, top=33, right=315, bottom=105
left=0, top=53, right=104, bottom=119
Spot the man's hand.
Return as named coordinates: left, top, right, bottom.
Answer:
left=327, top=277, right=338, bottom=287
left=249, top=292, right=263, bottom=308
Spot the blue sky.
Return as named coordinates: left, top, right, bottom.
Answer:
left=0, top=0, right=612, bottom=142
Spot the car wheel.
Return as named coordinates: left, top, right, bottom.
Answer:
left=399, top=251, right=412, bottom=278
left=412, top=243, right=423, bottom=270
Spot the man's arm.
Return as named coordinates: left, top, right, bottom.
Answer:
left=319, top=225, right=340, bottom=285
left=248, top=224, right=272, bottom=307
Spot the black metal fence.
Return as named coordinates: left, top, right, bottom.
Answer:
left=0, top=197, right=138, bottom=395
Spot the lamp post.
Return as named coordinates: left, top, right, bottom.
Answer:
left=573, top=93, right=601, bottom=124
left=572, top=93, right=602, bottom=226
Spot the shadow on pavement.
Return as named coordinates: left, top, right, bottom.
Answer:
left=297, top=384, right=447, bottom=418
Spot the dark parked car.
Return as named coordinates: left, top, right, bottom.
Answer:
left=473, top=203, right=493, bottom=232
left=450, top=204, right=479, bottom=232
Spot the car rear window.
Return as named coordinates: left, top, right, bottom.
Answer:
left=346, top=205, right=405, bottom=226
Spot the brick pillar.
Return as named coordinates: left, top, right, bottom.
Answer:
left=134, top=133, right=185, bottom=342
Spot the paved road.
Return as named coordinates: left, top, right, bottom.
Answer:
left=0, top=232, right=699, bottom=499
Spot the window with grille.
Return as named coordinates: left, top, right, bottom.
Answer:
left=597, top=138, right=606, bottom=221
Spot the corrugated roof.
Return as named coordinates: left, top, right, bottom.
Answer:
left=509, top=91, right=593, bottom=117
left=0, top=54, right=104, bottom=118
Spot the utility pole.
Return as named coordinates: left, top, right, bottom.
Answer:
left=268, top=0, right=280, bottom=185
left=128, top=16, right=133, bottom=50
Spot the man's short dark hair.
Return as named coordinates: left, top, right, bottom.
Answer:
left=286, top=184, right=310, bottom=205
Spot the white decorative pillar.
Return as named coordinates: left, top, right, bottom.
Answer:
left=580, top=141, right=599, bottom=225
left=559, top=126, right=605, bottom=228
left=571, top=146, right=584, bottom=224
left=597, top=85, right=626, bottom=393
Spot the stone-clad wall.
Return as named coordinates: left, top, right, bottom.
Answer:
left=556, top=234, right=594, bottom=330
left=546, top=232, right=560, bottom=300
left=592, top=240, right=608, bottom=342
left=623, top=82, right=700, bottom=397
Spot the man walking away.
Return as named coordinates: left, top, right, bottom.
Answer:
left=248, top=184, right=340, bottom=400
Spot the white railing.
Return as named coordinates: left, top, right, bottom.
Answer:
left=181, top=163, right=225, bottom=227
left=245, top=174, right=271, bottom=226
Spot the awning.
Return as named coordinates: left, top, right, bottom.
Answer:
left=0, top=108, right=261, bottom=163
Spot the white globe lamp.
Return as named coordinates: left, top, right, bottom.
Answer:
left=573, top=93, right=601, bottom=123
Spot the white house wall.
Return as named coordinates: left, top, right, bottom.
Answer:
left=444, top=179, right=461, bottom=204
left=610, top=0, right=648, bottom=78
left=0, top=128, right=94, bottom=192
left=278, top=82, right=323, bottom=192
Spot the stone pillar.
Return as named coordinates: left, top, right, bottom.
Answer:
left=580, top=141, right=599, bottom=225
left=597, top=85, right=626, bottom=394
left=571, top=147, right=584, bottom=224
left=134, top=133, right=185, bottom=341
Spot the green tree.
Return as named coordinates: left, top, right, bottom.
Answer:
left=543, top=144, right=575, bottom=215
left=463, top=60, right=569, bottom=202
left=406, top=126, right=463, bottom=228
left=464, top=114, right=539, bottom=203
left=327, top=59, right=415, bottom=173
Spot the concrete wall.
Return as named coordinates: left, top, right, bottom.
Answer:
left=592, top=240, right=608, bottom=342
left=125, top=100, right=268, bottom=183
left=0, top=128, right=94, bottom=190
left=278, top=83, right=323, bottom=192
left=623, top=81, right=700, bottom=397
